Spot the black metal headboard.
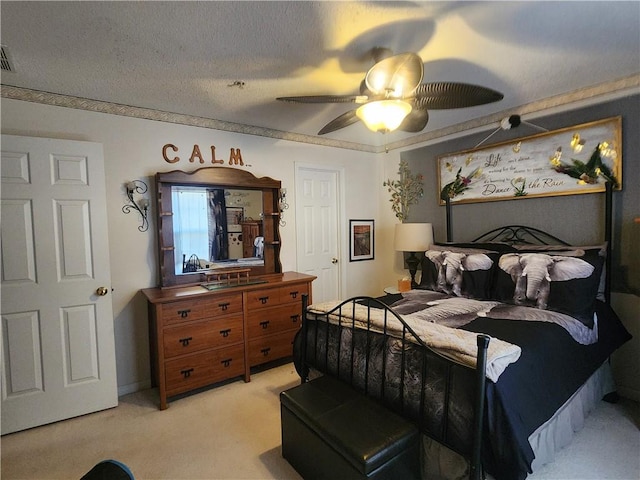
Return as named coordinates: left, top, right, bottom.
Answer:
left=471, top=225, right=571, bottom=246
left=444, top=182, right=613, bottom=304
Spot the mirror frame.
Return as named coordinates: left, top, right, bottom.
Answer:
left=155, top=167, right=282, bottom=288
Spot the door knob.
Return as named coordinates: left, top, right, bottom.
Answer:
left=331, top=258, right=338, bottom=264
left=96, top=286, right=109, bottom=296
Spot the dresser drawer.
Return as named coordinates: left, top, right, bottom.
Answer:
left=245, top=288, right=280, bottom=310
left=163, top=315, right=243, bottom=358
left=165, top=344, right=245, bottom=396
left=278, top=283, right=308, bottom=304
left=248, top=329, right=298, bottom=367
left=161, top=298, right=207, bottom=324
left=247, top=304, right=301, bottom=338
left=161, top=293, right=242, bottom=325
left=246, top=283, right=309, bottom=310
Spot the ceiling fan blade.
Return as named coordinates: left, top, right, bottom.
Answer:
left=277, top=95, right=368, bottom=104
left=398, top=107, right=429, bottom=133
left=365, top=52, right=424, bottom=96
left=413, top=83, right=504, bottom=109
left=318, top=110, right=360, bottom=135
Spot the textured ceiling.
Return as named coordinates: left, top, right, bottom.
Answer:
left=1, top=1, right=639, bottom=151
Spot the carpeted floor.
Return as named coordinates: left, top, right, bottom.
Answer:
left=1, top=362, right=638, bottom=480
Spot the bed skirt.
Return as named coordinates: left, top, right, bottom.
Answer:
left=528, top=360, right=615, bottom=471
left=420, top=361, right=615, bottom=479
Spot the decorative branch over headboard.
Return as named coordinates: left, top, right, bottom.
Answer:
left=438, top=116, right=622, bottom=205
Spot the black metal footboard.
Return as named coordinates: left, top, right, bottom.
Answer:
left=296, top=294, right=490, bottom=480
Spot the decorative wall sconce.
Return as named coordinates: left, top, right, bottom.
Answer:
left=123, top=180, right=149, bottom=232
left=278, top=188, right=289, bottom=227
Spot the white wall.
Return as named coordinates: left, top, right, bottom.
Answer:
left=1, top=98, right=402, bottom=395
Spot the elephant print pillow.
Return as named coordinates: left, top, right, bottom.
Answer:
left=419, top=247, right=500, bottom=300
left=493, top=250, right=604, bottom=328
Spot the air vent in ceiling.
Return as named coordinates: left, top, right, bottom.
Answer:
left=1, top=45, right=15, bottom=72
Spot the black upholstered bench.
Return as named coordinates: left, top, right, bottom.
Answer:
left=280, top=375, right=420, bottom=480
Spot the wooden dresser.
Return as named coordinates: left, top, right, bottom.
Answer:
left=142, top=271, right=315, bottom=409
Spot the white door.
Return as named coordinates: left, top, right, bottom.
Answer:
left=295, top=166, right=341, bottom=303
left=1, top=135, right=118, bottom=434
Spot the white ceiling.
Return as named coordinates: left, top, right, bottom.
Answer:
left=1, top=1, right=639, bottom=151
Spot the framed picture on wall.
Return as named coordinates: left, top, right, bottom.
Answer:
left=349, top=219, right=374, bottom=262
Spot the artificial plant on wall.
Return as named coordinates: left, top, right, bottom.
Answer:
left=383, top=160, right=424, bottom=221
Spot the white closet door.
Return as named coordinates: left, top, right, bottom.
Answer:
left=295, top=166, right=341, bottom=303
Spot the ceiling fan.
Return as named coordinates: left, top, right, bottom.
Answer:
left=277, top=48, right=504, bottom=135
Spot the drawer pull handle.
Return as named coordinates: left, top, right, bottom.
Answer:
left=259, top=296, right=269, bottom=304
left=219, top=329, right=231, bottom=337
left=177, top=309, right=191, bottom=318
left=179, top=336, right=193, bottom=347
left=218, top=302, right=230, bottom=311
left=289, top=291, right=299, bottom=299
left=221, top=358, right=232, bottom=367
left=261, top=347, right=271, bottom=356
left=260, top=320, right=270, bottom=329
left=181, top=368, right=194, bottom=378
left=290, top=314, right=300, bottom=323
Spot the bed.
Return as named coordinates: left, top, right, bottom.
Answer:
left=293, top=185, right=631, bottom=480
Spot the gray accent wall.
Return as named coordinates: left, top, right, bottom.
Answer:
left=401, top=94, right=639, bottom=294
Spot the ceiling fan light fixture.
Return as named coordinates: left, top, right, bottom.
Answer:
left=356, top=100, right=412, bottom=133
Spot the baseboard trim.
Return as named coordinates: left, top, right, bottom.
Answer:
left=118, top=380, right=151, bottom=397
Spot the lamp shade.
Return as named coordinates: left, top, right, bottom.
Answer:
left=394, top=223, right=433, bottom=252
left=356, top=100, right=412, bottom=133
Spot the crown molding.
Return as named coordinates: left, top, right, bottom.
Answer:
left=0, top=85, right=377, bottom=153
left=385, top=74, right=640, bottom=153
left=3, top=74, right=638, bottom=154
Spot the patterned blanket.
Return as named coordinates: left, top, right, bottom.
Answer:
left=394, top=290, right=598, bottom=345
left=307, top=290, right=598, bottom=382
left=308, top=295, right=520, bottom=382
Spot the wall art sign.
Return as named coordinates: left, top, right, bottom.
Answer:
left=162, top=143, right=245, bottom=166
left=437, top=116, right=622, bottom=205
left=349, top=219, right=375, bottom=262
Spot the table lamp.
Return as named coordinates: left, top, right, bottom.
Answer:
left=394, top=223, right=433, bottom=288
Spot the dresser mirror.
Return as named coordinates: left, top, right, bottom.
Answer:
left=155, top=167, right=282, bottom=288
